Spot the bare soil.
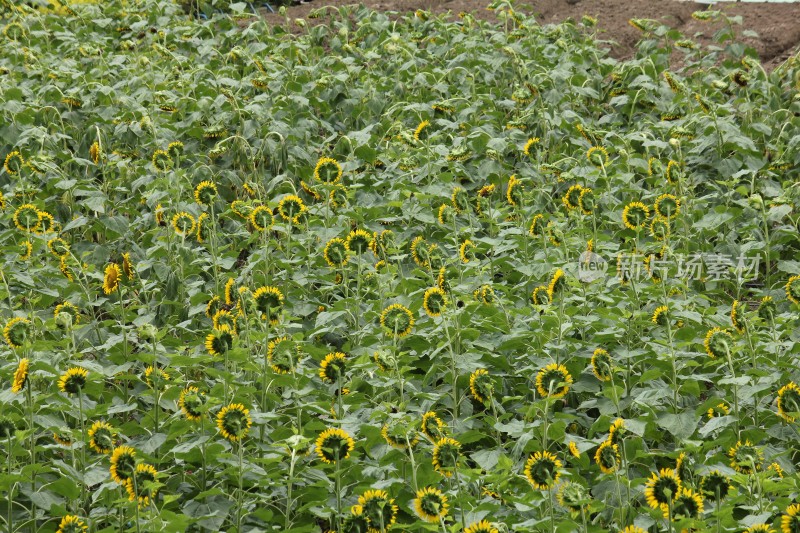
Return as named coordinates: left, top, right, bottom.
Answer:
left=262, top=0, right=800, bottom=70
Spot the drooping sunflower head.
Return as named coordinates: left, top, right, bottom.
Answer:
left=314, top=156, right=343, bottom=184
left=557, top=481, right=589, bottom=513
left=622, top=201, right=650, bottom=230
left=547, top=268, right=566, bottom=301
left=381, top=421, right=419, bottom=450
left=654, top=193, right=680, bottom=220
left=506, top=174, right=523, bottom=206
left=212, top=309, right=238, bottom=334
left=102, top=263, right=121, bottom=295
left=650, top=216, right=670, bottom=241
left=19, top=240, right=33, bottom=261
left=345, top=229, right=373, bottom=255
left=522, top=137, right=540, bottom=157
left=786, top=275, right=800, bottom=306
left=595, top=440, right=620, bottom=474
left=205, top=329, right=233, bottom=356
left=4, top=151, right=24, bottom=175
left=432, top=437, right=461, bottom=477
left=651, top=305, right=669, bottom=326
left=644, top=468, right=681, bottom=509
left=704, top=327, right=732, bottom=359
left=125, top=463, right=158, bottom=507
left=743, top=525, right=774, bottom=533
left=414, top=120, right=431, bottom=142
left=13, top=204, right=41, bottom=232
left=586, top=146, right=609, bottom=167
left=152, top=149, right=173, bottom=172
left=143, top=366, right=170, bottom=388
left=782, top=504, right=800, bottom=533
left=458, top=239, right=477, bottom=264
left=277, top=194, right=307, bottom=224
left=245, top=204, right=273, bottom=234
left=535, top=363, right=573, bottom=399
left=267, top=336, right=301, bottom=374
left=252, top=286, right=284, bottom=324
left=109, top=445, right=137, bottom=485
left=777, top=382, right=800, bottom=423
left=464, top=520, right=499, bottom=533
left=469, top=368, right=493, bottom=404
left=452, top=186, right=471, bottom=213
left=730, top=299, right=747, bottom=334
left=590, top=348, right=613, bottom=382
left=196, top=212, right=210, bottom=242
left=700, top=470, right=730, bottom=501
left=323, top=237, right=349, bottom=268
left=46, top=237, right=70, bottom=259
left=757, top=295, right=776, bottom=320
left=315, top=427, right=355, bottom=463
left=728, top=440, right=763, bottom=475
left=423, top=286, right=448, bottom=318
left=329, top=184, right=349, bottom=209
left=413, top=486, right=449, bottom=523
left=531, top=285, right=550, bottom=306
left=58, top=367, right=88, bottom=395
left=179, top=386, right=207, bottom=421
left=380, top=303, right=414, bottom=338
left=669, top=487, right=704, bottom=519
left=358, top=489, right=399, bottom=531
left=54, top=302, right=81, bottom=328
left=193, top=180, right=217, bottom=206
left=319, top=352, right=347, bottom=383
left=578, top=187, right=595, bottom=215
left=420, top=411, right=446, bottom=441
left=171, top=212, right=196, bottom=236
left=608, top=418, right=627, bottom=445
left=524, top=450, right=562, bottom=490
left=562, top=184, right=583, bottom=211
left=4, top=317, right=31, bottom=349
left=216, top=403, right=252, bottom=443
left=707, top=402, right=730, bottom=419
left=11, top=358, right=30, bottom=394
left=88, top=421, right=116, bottom=454
left=55, top=515, right=88, bottom=533
left=528, top=215, right=546, bottom=239
left=167, top=141, right=184, bottom=159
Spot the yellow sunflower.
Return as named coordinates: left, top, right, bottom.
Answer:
left=535, top=363, right=572, bottom=399
left=315, top=427, right=355, bottom=463
left=524, top=450, right=562, bottom=490
left=11, top=358, right=29, bottom=393
left=216, top=403, right=252, bottom=443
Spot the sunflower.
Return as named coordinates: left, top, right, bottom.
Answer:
left=88, top=421, right=116, bottom=454
left=409, top=235, right=431, bottom=268
left=125, top=463, right=158, bottom=507
left=437, top=204, right=455, bottom=226
left=196, top=211, right=209, bottom=240
left=547, top=270, right=566, bottom=302
left=380, top=303, right=414, bottom=337
left=45, top=237, right=69, bottom=259
left=730, top=299, right=747, bottom=334
left=728, top=440, right=763, bottom=475
left=700, top=470, right=730, bottom=500
left=777, top=382, right=800, bottom=423
left=54, top=302, right=81, bottom=326
left=166, top=140, right=184, bottom=158
left=154, top=204, right=165, bottom=226
left=469, top=368, right=493, bottom=403
left=179, top=386, right=206, bottom=421
left=315, top=427, right=355, bottom=463
left=381, top=423, right=419, bottom=450
left=654, top=193, right=680, bottom=220
left=786, top=275, right=800, bottom=305
left=524, top=450, right=562, bottom=490
left=143, top=366, right=170, bottom=388
left=277, top=194, right=306, bottom=225
left=358, top=489, right=399, bottom=531
left=414, top=120, right=430, bottom=142
left=451, top=186, right=471, bottom=213
left=432, top=437, right=461, bottom=477
left=459, top=239, right=476, bottom=264
left=212, top=309, right=238, bottom=334
left=319, top=352, right=347, bottom=383
left=19, top=240, right=33, bottom=261
left=11, top=358, right=29, bottom=393
left=531, top=286, right=550, bottom=306
left=475, top=284, right=494, bottom=306
left=0, top=418, right=15, bottom=440
left=650, top=217, right=670, bottom=241
left=622, top=202, right=650, bottom=230
left=669, top=487, right=703, bottom=519
left=768, top=462, right=784, bottom=478
left=58, top=367, right=88, bottom=395
left=152, top=149, right=172, bottom=172
left=267, top=336, right=300, bottom=374
left=528, top=214, right=546, bottom=237
left=536, top=363, right=572, bottom=399
left=413, top=486, right=449, bottom=523
left=323, top=237, right=349, bottom=268
left=782, top=504, right=800, bottom=533
left=703, top=404, right=728, bottom=422
left=464, top=520, right=499, bottom=533
left=344, top=229, right=372, bottom=255
left=666, top=160, right=681, bottom=183
left=744, top=525, right=774, bottom=533
left=4, top=151, right=24, bottom=175
left=109, top=445, right=137, bottom=484
left=562, top=184, right=583, bottom=211
left=216, top=403, right=252, bottom=443
left=252, top=286, right=284, bottom=324
left=595, top=440, right=620, bottom=474
left=205, top=329, right=233, bottom=356
left=591, top=348, right=613, bottom=382
left=557, top=481, right=588, bottom=513
left=703, top=327, right=732, bottom=358
left=608, top=418, right=627, bottom=445
left=568, top=441, right=581, bottom=458
left=578, top=187, right=595, bottom=215
left=55, top=515, right=88, bottom=533
left=36, top=211, right=56, bottom=234
left=652, top=305, right=669, bottom=326
left=171, top=212, right=196, bottom=236
left=102, top=263, right=121, bottom=295
left=422, top=286, right=447, bottom=318
left=587, top=146, right=609, bottom=167
left=13, top=204, right=41, bottom=232
left=420, top=411, right=446, bottom=441
left=644, top=468, right=681, bottom=509
left=4, top=317, right=31, bottom=349
left=758, top=296, right=776, bottom=320
left=506, top=174, right=523, bottom=206
left=329, top=184, right=349, bottom=209
left=522, top=137, right=540, bottom=156
left=313, top=156, right=343, bottom=184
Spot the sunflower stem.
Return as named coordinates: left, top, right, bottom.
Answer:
left=134, top=473, right=141, bottom=533
left=78, top=389, right=87, bottom=513
left=25, top=381, right=35, bottom=522
left=200, top=416, right=207, bottom=492
left=285, top=450, right=296, bottom=529
left=7, top=436, right=12, bottom=533
left=334, top=450, right=342, bottom=532
left=453, top=467, right=467, bottom=532
left=237, top=442, right=244, bottom=532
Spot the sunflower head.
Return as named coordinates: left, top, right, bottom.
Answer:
left=562, top=184, right=583, bottom=211
left=524, top=450, right=562, bottom=490
left=267, top=336, right=301, bottom=374
left=607, top=418, right=627, bottom=445
left=380, top=304, right=414, bottom=338
left=167, top=141, right=184, bottom=158
left=277, top=194, right=306, bottom=224
left=777, top=382, right=800, bottom=423
left=55, top=515, right=88, bottom=533
left=323, top=237, right=349, bottom=268
left=314, top=156, right=343, bottom=184
left=757, top=295, right=776, bottom=320
left=531, top=286, right=550, bottom=306
left=644, top=468, right=681, bottom=509
left=4, top=151, right=24, bottom=175
left=252, top=286, right=284, bottom=324
left=179, top=386, right=207, bottom=421
left=358, top=489, right=399, bottom=531
left=4, top=317, right=31, bottom=349
left=152, top=149, right=173, bottom=172
left=591, top=348, right=613, bottom=382
left=669, top=487, right=703, bottom=519
left=547, top=269, right=566, bottom=301
left=125, top=463, right=158, bottom=507
left=414, top=486, right=449, bottom=523
left=469, top=368, right=493, bottom=404
left=728, top=440, right=763, bottom=474
left=700, top=470, right=730, bottom=501
left=464, top=520, right=499, bottom=533
left=786, top=275, right=800, bottom=306
left=171, top=212, right=196, bottom=236
left=654, top=193, right=681, bottom=220
left=205, top=329, right=233, bottom=356
left=586, top=146, right=609, bottom=167
left=143, top=366, right=170, bottom=388
left=595, top=440, right=620, bottom=474
left=652, top=305, right=669, bottom=326
left=423, top=286, right=448, bottom=317
left=58, top=367, right=88, bottom=395
left=452, top=186, right=471, bottom=213
left=88, top=421, right=116, bottom=454
left=216, top=403, right=252, bottom=443
left=315, top=427, right=355, bottom=463
left=731, top=299, right=747, bottom=334
left=622, top=201, right=650, bottom=230
left=704, top=327, right=732, bottom=358
left=110, top=445, right=137, bottom=484
left=13, top=204, right=41, bottom=232
left=578, top=187, right=595, bottom=215
left=535, top=363, right=573, bottom=399
left=381, top=421, right=419, bottom=450
left=11, top=358, right=29, bottom=394
left=432, top=437, right=461, bottom=477
left=782, top=504, right=800, bottom=533
left=557, top=481, right=589, bottom=513
left=420, top=411, right=446, bottom=441
left=319, top=352, right=347, bottom=383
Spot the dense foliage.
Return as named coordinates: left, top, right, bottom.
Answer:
left=1, top=1, right=800, bottom=532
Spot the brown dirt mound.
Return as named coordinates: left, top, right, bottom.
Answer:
left=262, top=0, right=800, bottom=70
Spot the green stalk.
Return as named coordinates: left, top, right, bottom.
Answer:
left=285, top=450, right=296, bottom=529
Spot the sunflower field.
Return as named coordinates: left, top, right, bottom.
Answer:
left=1, top=1, right=800, bottom=532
